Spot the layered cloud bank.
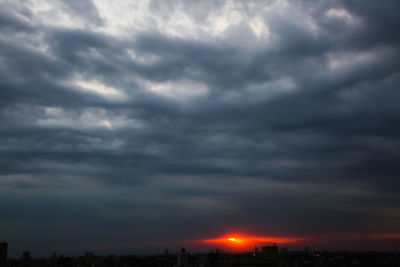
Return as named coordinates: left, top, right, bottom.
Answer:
left=1, top=0, right=400, bottom=255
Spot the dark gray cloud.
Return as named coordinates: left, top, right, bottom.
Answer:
left=0, top=0, right=400, bottom=256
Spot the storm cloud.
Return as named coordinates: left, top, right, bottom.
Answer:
left=1, top=0, right=400, bottom=256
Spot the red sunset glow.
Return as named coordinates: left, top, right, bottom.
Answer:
left=200, top=233, right=303, bottom=251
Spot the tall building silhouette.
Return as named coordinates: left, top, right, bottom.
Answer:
left=0, top=242, right=7, bottom=267
left=177, top=248, right=191, bottom=267
left=22, top=251, right=31, bottom=261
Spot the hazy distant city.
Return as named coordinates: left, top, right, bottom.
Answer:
left=2, top=241, right=400, bottom=267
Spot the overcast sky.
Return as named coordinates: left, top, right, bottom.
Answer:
left=1, top=0, right=400, bottom=257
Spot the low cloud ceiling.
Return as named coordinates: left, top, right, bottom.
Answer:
left=1, top=0, right=400, bottom=256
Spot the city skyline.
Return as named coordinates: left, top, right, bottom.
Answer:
left=1, top=0, right=400, bottom=257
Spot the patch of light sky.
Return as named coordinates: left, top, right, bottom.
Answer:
left=325, top=7, right=357, bottom=24
left=326, top=50, right=379, bottom=71
left=28, top=1, right=88, bottom=29
left=92, top=0, right=272, bottom=41
left=144, top=79, right=210, bottom=100
left=38, top=107, right=142, bottom=130
left=74, top=78, right=127, bottom=102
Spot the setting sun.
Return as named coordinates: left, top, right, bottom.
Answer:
left=201, top=233, right=303, bottom=251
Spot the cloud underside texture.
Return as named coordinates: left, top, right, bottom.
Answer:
left=1, top=0, right=400, bottom=254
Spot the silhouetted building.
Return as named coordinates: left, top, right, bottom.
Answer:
left=177, top=248, right=191, bottom=267
left=22, top=251, right=31, bottom=261
left=84, top=252, right=97, bottom=266
left=0, top=243, right=7, bottom=267
left=261, top=245, right=280, bottom=267
left=280, top=247, right=289, bottom=257
left=2, top=249, right=399, bottom=267
left=262, top=245, right=279, bottom=259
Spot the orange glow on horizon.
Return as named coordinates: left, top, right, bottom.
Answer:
left=195, top=232, right=400, bottom=252
left=200, top=233, right=303, bottom=250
